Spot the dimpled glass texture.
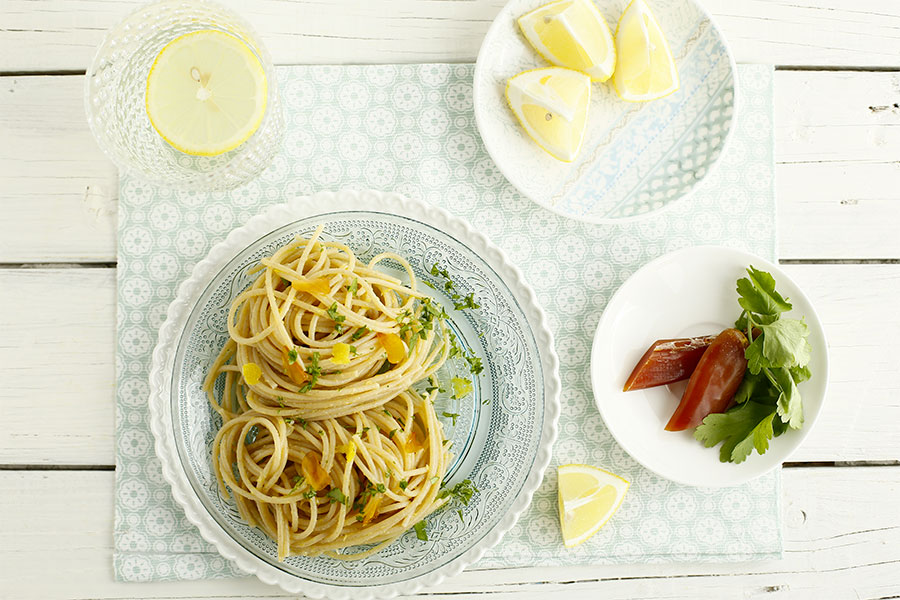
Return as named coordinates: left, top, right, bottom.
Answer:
left=84, top=0, right=284, bottom=191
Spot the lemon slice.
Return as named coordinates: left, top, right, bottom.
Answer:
left=557, top=464, right=629, bottom=548
left=146, top=30, right=268, bottom=156
left=506, top=67, right=591, bottom=162
left=612, top=0, right=679, bottom=102
left=518, top=0, right=616, bottom=82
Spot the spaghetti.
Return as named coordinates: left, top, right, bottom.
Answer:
left=205, top=226, right=454, bottom=559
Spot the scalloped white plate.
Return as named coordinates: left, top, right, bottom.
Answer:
left=148, top=189, right=560, bottom=598
left=591, top=246, right=828, bottom=487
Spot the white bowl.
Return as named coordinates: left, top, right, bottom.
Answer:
left=590, top=246, right=829, bottom=487
left=473, top=0, right=737, bottom=223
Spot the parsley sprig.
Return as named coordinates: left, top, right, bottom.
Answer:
left=326, top=303, right=346, bottom=334
left=694, top=267, right=812, bottom=463
left=430, top=263, right=481, bottom=311
left=298, top=352, right=321, bottom=393
left=438, top=479, right=479, bottom=523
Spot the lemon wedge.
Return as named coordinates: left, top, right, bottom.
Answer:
left=145, top=30, right=268, bottom=156
left=612, top=0, right=679, bottom=102
left=557, top=464, right=629, bottom=548
left=506, top=67, right=591, bottom=162
left=518, top=0, right=616, bottom=82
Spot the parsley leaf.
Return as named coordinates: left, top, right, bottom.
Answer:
left=442, top=412, right=460, bottom=426
left=694, top=401, right=778, bottom=463
left=438, top=479, right=478, bottom=506
left=347, top=278, right=358, bottom=295
left=736, top=266, right=792, bottom=316
left=413, top=520, right=428, bottom=541
left=770, top=366, right=804, bottom=429
left=733, top=370, right=772, bottom=404
left=326, top=303, right=346, bottom=334
left=325, top=488, right=350, bottom=506
left=760, top=318, right=811, bottom=370
left=298, top=352, right=321, bottom=393
left=733, top=266, right=812, bottom=434
left=350, top=327, right=369, bottom=341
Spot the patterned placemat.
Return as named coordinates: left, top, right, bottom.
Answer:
left=114, top=63, right=779, bottom=581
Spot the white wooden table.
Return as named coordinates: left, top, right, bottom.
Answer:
left=2, top=1, right=899, bottom=598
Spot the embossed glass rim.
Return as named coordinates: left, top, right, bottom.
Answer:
left=472, top=0, right=740, bottom=224
left=171, top=210, right=538, bottom=585
left=84, top=0, right=283, bottom=191
left=148, top=190, right=561, bottom=599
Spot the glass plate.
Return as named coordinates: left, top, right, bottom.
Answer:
left=148, top=189, right=560, bottom=598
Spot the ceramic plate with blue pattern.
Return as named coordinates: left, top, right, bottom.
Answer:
left=148, top=190, right=560, bottom=599
left=474, top=0, right=737, bottom=223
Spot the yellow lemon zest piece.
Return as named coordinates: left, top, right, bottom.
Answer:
left=332, top=342, right=351, bottom=365
left=241, top=362, right=262, bottom=386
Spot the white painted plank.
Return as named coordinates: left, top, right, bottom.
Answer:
left=2, top=70, right=900, bottom=262
left=4, top=0, right=900, bottom=71
left=1, top=264, right=898, bottom=466
left=1, top=467, right=898, bottom=599
left=775, top=71, right=900, bottom=259
left=0, top=76, right=117, bottom=263
left=0, top=268, right=116, bottom=465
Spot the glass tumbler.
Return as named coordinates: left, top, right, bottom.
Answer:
left=84, top=0, right=283, bottom=191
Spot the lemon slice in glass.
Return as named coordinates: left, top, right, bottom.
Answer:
left=613, top=0, right=679, bottom=102
left=145, top=30, right=268, bottom=156
left=518, top=0, right=616, bottom=82
left=506, top=67, right=591, bottom=162
left=557, top=464, right=630, bottom=548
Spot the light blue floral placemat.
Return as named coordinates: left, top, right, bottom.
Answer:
left=114, top=63, right=778, bottom=581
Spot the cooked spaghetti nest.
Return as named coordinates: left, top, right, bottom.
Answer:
left=205, top=226, right=456, bottom=560
left=207, top=224, right=451, bottom=421
left=211, top=389, right=450, bottom=560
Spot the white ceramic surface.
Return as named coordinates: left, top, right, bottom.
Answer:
left=591, top=246, right=829, bottom=487
left=474, top=0, right=737, bottom=223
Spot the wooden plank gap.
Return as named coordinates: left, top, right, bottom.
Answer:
left=0, top=69, right=86, bottom=77
left=0, top=464, right=115, bottom=471
left=779, top=259, right=900, bottom=265
left=0, top=262, right=117, bottom=269
left=784, top=461, right=900, bottom=468
left=775, top=65, right=900, bottom=72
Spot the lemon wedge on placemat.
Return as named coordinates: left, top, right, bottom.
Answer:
left=145, top=29, right=268, bottom=156
left=613, top=0, right=679, bottom=102
left=506, top=67, right=591, bottom=162
left=518, top=0, right=616, bottom=82
left=557, top=464, right=630, bottom=548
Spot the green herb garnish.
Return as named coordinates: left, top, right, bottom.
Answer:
left=325, top=488, right=350, bottom=506
left=442, top=412, right=460, bottom=426
left=430, top=262, right=481, bottom=311
left=298, top=352, right=321, bottom=393
left=694, top=266, right=813, bottom=464
left=326, top=303, right=346, bottom=334
left=413, top=520, right=428, bottom=541
left=439, top=479, right=478, bottom=507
